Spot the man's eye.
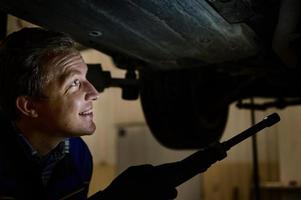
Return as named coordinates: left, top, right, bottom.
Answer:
left=70, top=79, right=81, bottom=87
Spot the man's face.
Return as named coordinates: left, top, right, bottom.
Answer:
left=33, top=51, right=99, bottom=137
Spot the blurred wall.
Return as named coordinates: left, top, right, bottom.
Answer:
left=203, top=102, right=301, bottom=200
left=80, top=49, right=145, bottom=165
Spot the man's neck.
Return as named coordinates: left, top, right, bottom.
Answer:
left=15, top=119, right=64, bottom=156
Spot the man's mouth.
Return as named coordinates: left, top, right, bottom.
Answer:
left=79, top=108, right=93, bottom=116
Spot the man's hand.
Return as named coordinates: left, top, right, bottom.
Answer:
left=89, top=143, right=227, bottom=200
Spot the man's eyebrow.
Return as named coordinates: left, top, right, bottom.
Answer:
left=59, top=59, right=88, bottom=81
left=59, top=70, right=82, bottom=85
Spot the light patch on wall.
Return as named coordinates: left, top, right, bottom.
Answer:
left=81, top=49, right=145, bottom=165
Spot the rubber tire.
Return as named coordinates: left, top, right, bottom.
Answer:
left=140, top=69, right=229, bottom=149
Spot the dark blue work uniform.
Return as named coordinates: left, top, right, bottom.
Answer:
left=0, top=115, right=94, bottom=200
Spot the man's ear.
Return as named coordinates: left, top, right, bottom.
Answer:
left=16, top=96, right=39, bottom=118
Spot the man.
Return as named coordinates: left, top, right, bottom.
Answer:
left=0, top=28, right=178, bottom=199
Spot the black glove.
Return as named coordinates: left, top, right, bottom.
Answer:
left=89, top=142, right=226, bottom=200
left=90, top=164, right=177, bottom=200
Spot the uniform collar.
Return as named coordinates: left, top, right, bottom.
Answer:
left=11, top=122, right=70, bottom=162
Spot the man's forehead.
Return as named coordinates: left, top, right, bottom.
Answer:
left=45, top=51, right=86, bottom=72
left=48, top=51, right=82, bottom=66
left=43, top=50, right=87, bottom=84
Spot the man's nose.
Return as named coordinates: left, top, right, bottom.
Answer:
left=85, top=81, right=100, bottom=101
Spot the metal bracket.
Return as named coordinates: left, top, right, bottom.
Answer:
left=87, top=64, right=139, bottom=100
left=236, top=98, right=301, bottom=110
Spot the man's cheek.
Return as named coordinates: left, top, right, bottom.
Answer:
left=65, top=99, right=82, bottom=115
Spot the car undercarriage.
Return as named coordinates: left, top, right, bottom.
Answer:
left=0, top=0, right=300, bottom=148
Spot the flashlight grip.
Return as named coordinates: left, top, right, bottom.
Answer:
left=155, top=142, right=227, bottom=187
left=154, top=113, right=280, bottom=187
left=222, top=113, right=280, bottom=150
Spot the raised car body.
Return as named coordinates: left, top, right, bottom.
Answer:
left=0, top=0, right=300, bottom=148
left=0, top=0, right=260, bottom=69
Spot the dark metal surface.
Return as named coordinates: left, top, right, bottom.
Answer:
left=206, top=0, right=254, bottom=23
left=0, top=12, right=7, bottom=40
left=0, top=0, right=258, bottom=69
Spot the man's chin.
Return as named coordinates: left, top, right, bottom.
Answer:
left=77, top=119, right=96, bottom=133
left=84, top=129, right=96, bottom=135
left=83, top=122, right=96, bottom=135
